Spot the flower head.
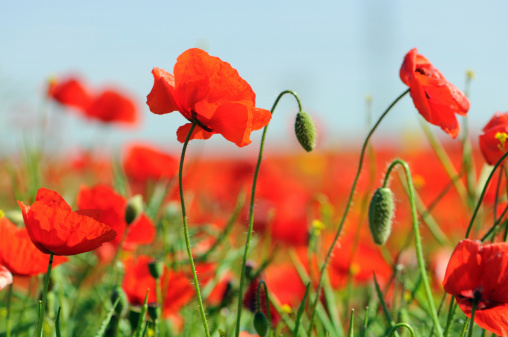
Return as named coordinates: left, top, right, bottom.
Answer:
left=17, top=188, right=117, bottom=256
left=479, top=112, right=508, bottom=165
left=400, top=48, right=470, bottom=139
left=443, top=239, right=508, bottom=336
left=146, top=48, right=271, bottom=147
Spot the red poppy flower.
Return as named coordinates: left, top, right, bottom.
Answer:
left=123, top=143, right=179, bottom=183
left=146, top=48, right=271, bottom=147
left=77, top=185, right=155, bottom=249
left=479, top=112, right=508, bottom=165
left=0, top=266, right=12, bottom=291
left=400, top=48, right=470, bottom=139
left=17, top=188, right=117, bottom=256
left=443, top=239, right=508, bottom=336
left=0, top=217, right=68, bottom=276
left=86, top=89, right=139, bottom=126
left=48, top=77, right=94, bottom=112
left=122, top=255, right=194, bottom=317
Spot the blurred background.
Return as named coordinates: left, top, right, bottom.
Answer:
left=1, top=1, right=507, bottom=156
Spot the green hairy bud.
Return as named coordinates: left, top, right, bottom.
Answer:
left=368, top=187, right=394, bottom=245
left=253, top=311, right=270, bottom=337
left=294, top=110, right=317, bottom=152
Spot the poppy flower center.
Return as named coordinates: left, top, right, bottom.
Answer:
left=190, top=110, right=214, bottom=132
left=457, top=286, right=494, bottom=311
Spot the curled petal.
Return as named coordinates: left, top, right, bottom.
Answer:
left=176, top=123, right=214, bottom=143
left=147, top=67, right=180, bottom=115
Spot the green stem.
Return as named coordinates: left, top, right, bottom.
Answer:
left=156, top=277, right=163, bottom=337
left=468, top=298, right=477, bottom=337
left=387, top=323, right=416, bottom=337
left=307, top=89, right=409, bottom=335
left=382, top=159, right=443, bottom=337
left=443, top=296, right=456, bottom=337
left=6, top=283, right=12, bottom=337
left=465, top=151, right=508, bottom=238
left=37, top=251, right=54, bottom=337
left=234, top=90, right=302, bottom=337
left=460, top=319, right=470, bottom=337
left=178, top=120, right=210, bottom=337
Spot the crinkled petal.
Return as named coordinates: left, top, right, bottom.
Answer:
left=147, top=67, right=180, bottom=115
left=35, top=188, right=72, bottom=211
left=206, top=103, right=251, bottom=147
left=251, top=108, right=272, bottom=131
left=456, top=298, right=508, bottom=336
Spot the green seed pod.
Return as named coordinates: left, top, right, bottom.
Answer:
left=148, top=259, right=164, bottom=279
left=294, top=110, right=317, bottom=152
left=111, top=286, right=129, bottom=316
left=368, top=187, right=394, bottom=245
left=147, top=302, right=160, bottom=321
left=253, top=311, right=270, bottom=337
left=125, top=194, right=143, bottom=225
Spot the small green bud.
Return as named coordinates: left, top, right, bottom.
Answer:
left=147, top=302, right=160, bottom=321
left=110, top=286, right=128, bottom=316
left=128, top=308, right=141, bottom=332
left=125, top=194, right=143, bottom=225
left=148, top=259, right=164, bottom=279
left=368, top=187, right=394, bottom=245
left=294, top=110, right=317, bottom=152
left=253, top=311, right=270, bottom=337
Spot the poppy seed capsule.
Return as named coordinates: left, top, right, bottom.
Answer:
left=294, top=110, right=316, bottom=152
left=148, top=259, right=164, bottom=279
left=125, top=194, right=143, bottom=225
left=253, top=311, right=270, bottom=337
left=368, top=187, right=394, bottom=245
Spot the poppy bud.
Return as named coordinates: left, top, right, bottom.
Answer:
left=294, top=110, right=317, bottom=152
left=147, top=302, right=160, bottom=321
left=148, top=259, right=164, bottom=279
left=125, top=194, right=143, bottom=225
left=110, top=286, right=128, bottom=316
left=253, top=311, right=270, bottom=337
left=128, top=308, right=141, bottom=332
left=368, top=187, right=394, bottom=245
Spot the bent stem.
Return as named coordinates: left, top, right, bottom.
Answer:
left=37, top=252, right=54, bottom=337
left=235, top=90, right=302, bottom=337
left=388, top=323, right=416, bottom=337
left=307, top=89, right=409, bottom=335
left=382, top=159, right=443, bottom=337
left=178, top=120, right=210, bottom=337
left=465, top=151, right=508, bottom=238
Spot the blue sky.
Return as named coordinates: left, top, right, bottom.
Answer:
left=2, top=1, right=508, bottom=156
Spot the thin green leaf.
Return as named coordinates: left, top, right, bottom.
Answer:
left=293, top=282, right=311, bottom=337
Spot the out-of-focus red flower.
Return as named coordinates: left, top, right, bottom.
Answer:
left=400, top=48, right=469, bottom=139
left=48, top=77, right=94, bottom=111
left=239, top=332, right=259, bottom=337
left=48, top=76, right=139, bottom=127
left=77, top=185, right=155, bottom=258
left=17, top=188, right=117, bottom=256
left=122, top=255, right=194, bottom=317
left=443, top=239, right=508, bottom=336
left=0, top=266, right=13, bottom=291
left=0, top=217, right=68, bottom=276
left=86, top=89, right=138, bottom=126
left=479, top=112, right=508, bottom=165
left=123, top=143, right=179, bottom=183
left=146, top=48, right=271, bottom=147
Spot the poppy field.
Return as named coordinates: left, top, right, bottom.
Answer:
left=1, top=46, right=508, bottom=337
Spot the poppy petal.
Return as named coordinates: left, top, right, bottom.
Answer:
left=147, top=67, right=180, bottom=115
left=86, top=90, right=138, bottom=125
left=176, top=123, right=214, bottom=143
left=251, top=108, right=272, bottom=131
left=48, top=77, right=94, bottom=112
left=35, top=188, right=72, bottom=211
left=206, top=103, right=251, bottom=147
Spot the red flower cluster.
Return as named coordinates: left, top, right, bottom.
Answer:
left=48, top=76, right=139, bottom=126
left=18, top=188, right=117, bottom=256
left=479, top=112, right=508, bottom=165
left=146, top=48, right=271, bottom=147
left=443, top=239, right=508, bottom=336
left=400, top=48, right=470, bottom=139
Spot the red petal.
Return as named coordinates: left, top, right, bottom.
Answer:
left=48, top=77, right=94, bottom=112
left=206, top=103, right=251, bottom=147
left=176, top=123, right=214, bottom=143
left=35, top=188, right=72, bottom=211
left=86, top=90, right=138, bottom=125
left=251, top=107, right=271, bottom=131
left=146, top=67, right=180, bottom=115
left=126, top=214, right=155, bottom=245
